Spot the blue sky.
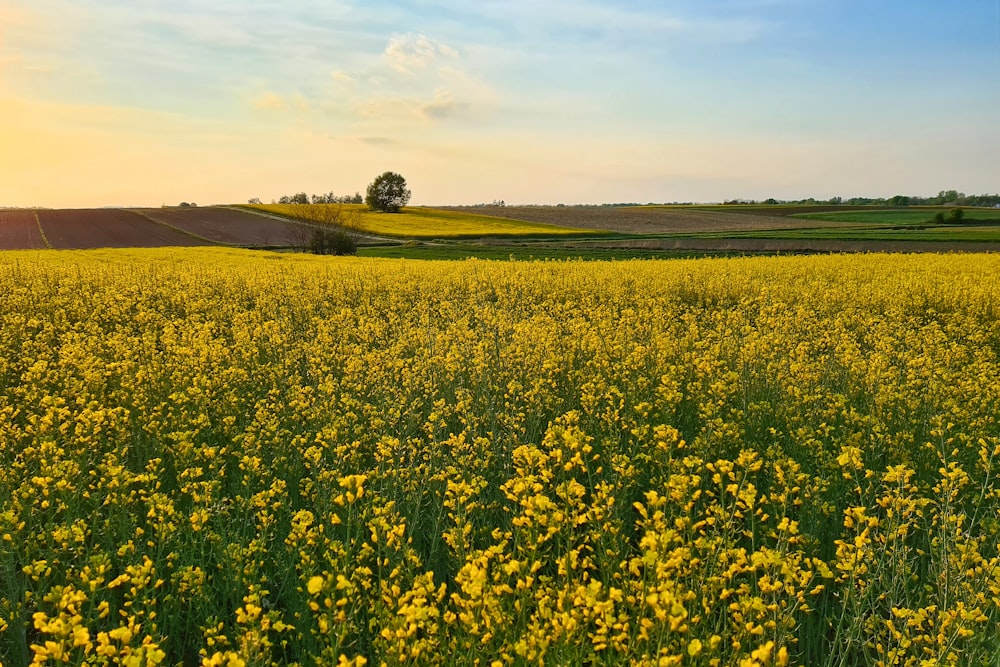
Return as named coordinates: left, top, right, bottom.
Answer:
left=1, top=0, right=998, bottom=207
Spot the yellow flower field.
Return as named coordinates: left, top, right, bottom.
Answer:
left=243, top=204, right=600, bottom=238
left=2, top=248, right=1000, bottom=666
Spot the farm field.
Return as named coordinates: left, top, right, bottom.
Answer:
left=693, top=208, right=1000, bottom=243
left=440, top=205, right=1000, bottom=245
left=682, top=205, right=892, bottom=218
left=3, top=249, right=1000, bottom=666
left=246, top=204, right=603, bottom=238
left=3, top=205, right=999, bottom=254
left=136, top=207, right=308, bottom=247
left=0, top=210, right=46, bottom=250
left=542, top=236, right=1000, bottom=255
left=715, top=228, right=1000, bottom=243
left=793, top=208, right=1000, bottom=225
left=438, top=205, right=875, bottom=235
left=36, top=209, right=212, bottom=250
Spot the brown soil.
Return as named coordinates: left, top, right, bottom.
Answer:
left=38, top=209, right=213, bottom=249
left=0, top=210, right=47, bottom=250
left=137, top=207, right=308, bottom=247
left=436, top=206, right=865, bottom=235
left=701, top=205, right=890, bottom=217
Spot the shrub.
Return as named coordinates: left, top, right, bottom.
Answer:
left=309, top=226, right=357, bottom=255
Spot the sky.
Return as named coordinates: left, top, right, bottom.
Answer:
left=1, top=1, right=998, bottom=207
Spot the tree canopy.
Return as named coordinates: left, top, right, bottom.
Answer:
left=366, top=172, right=411, bottom=213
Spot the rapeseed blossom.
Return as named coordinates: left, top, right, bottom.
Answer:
left=1, top=248, right=1000, bottom=665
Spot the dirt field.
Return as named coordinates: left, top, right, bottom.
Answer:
left=137, top=207, right=308, bottom=247
left=437, top=206, right=868, bottom=235
left=688, top=205, right=891, bottom=218
left=38, top=209, right=213, bottom=249
left=0, top=210, right=47, bottom=250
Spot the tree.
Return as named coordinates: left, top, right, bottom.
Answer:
left=948, top=207, right=964, bottom=223
left=932, top=190, right=964, bottom=205
left=366, top=172, right=411, bottom=213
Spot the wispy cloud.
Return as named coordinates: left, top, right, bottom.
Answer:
left=388, top=0, right=774, bottom=49
left=358, top=136, right=397, bottom=146
left=383, top=34, right=458, bottom=74
left=320, top=31, right=498, bottom=130
left=252, top=92, right=288, bottom=112
left=250, top=91, right=314, bottom=116
left=1, top=1, right=370, bottom=113
left=420, top=89, right=465, bottom=120
left=331, top=71, right=358, bottom=85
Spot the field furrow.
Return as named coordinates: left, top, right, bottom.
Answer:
left=37, top=209, right=214, bottom=249
left=0, top=210, right=46, bottom=250
left=137, top=207, right=309, bottom=246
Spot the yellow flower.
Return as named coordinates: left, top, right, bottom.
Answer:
left=307, top=576, right=325, bottom=595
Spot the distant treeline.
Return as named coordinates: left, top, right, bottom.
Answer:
left=244, top=189, right=1000, bottom=209
left=723, top=190, right=1000, bottom=207
left=449, top=190, right=1000, bottom=208
left=248, top=191, right=363, bottom=205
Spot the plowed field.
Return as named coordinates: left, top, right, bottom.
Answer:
left=440, top=205, right=869, bottom=234
left=37, top=209, right=213, bottom=249
left=0, top=210, right=47, bottom=249
left=138, top=207, right=308, bottom=246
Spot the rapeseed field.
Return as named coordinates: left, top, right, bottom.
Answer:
left=2, top=248, right=1000, bottom=666
left=244, top=204, right=598, bottom=238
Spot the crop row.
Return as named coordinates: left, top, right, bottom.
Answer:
left=0, top=209, right=311, bottom=251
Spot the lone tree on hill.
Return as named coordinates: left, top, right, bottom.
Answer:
left=366, top=171, right=411, bottom=213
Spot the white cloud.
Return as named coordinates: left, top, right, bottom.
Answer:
left=383, top=33, right=459, bottom=75
left=319, top=32, right=497, bottom=131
